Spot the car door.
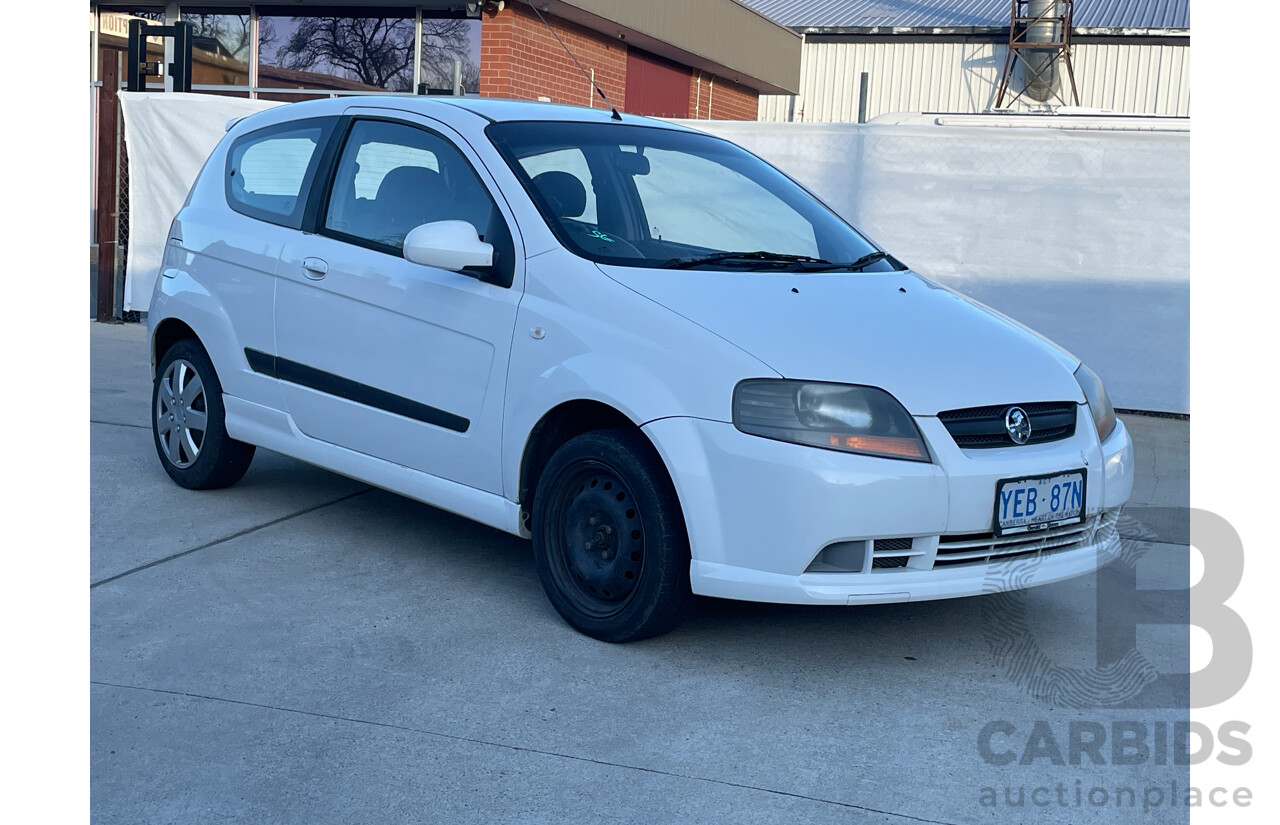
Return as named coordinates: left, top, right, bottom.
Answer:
left=274, top=112, right=523, bottom=495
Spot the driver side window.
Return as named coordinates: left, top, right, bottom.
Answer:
left=323, top=119, right=506, bottom=259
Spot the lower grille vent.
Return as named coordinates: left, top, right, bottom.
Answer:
left=934, top=510, right=1118, bottom=568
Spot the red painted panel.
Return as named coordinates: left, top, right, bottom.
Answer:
left=625, top=49, right=690, bottom=118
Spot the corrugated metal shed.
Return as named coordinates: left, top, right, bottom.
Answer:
left=737, top=0, right=1190, bottom=31
left=757, top=38, right=1190, bottom=120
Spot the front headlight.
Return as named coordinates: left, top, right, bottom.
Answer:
left=1074, top=363, right=1117, bottom=443
left=732, top=380, right=930, bottom=462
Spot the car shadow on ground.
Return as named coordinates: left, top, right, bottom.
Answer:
left=319, top=474, right=1053, bottom=662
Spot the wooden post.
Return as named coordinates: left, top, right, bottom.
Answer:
left=95, top=53, right=120, bottom=322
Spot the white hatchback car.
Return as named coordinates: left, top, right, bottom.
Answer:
left=149, top=96, right=1133, bottom=641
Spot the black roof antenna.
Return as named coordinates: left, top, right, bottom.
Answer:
left=523, top=1, right=622, bottom=121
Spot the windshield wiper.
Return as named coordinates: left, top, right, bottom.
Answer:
left=659, top=251, right=833, bottom=270
left=658, top=250, right=893, bottom=272
left=843, top=250, right=890, bottom=271
left=794, top=250, right=892, bottom=272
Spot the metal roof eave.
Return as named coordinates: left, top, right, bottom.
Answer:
left=545, top=0, right=802, bottom=95
left=796, top=25, right=1190, bottom=38
left=736, top=0, right=1190, bottom=31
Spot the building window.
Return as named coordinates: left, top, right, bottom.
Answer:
left=181, top=8, right=251, bottom=91
left=420, top=18, right=480, bottom=95
left=257, top=8, right=416, bottom=100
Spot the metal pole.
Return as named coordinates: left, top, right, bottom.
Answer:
left=170, top=21, right=193, bottom=93
left=413, top=9, right=423, bottom=92
left=249, top=9, right=260, bottom=99
left=164, top=2, right=178, bottom=92
left=857, top=71, right=869, bottom=123
left=126, top=19, right=144, bottom=92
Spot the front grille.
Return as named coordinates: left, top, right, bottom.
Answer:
left=937, top=401, right=1077, bottom=448
left=803, top=510, right=1121, bottom=577
left=933, top=510, right=1118, bottom=568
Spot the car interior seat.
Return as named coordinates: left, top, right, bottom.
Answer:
left=530, top=171, right=587, bottom=221
left=374, top=165, right=451, bottom=246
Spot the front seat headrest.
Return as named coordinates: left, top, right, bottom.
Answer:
left=530, top=171, right=587, bottom=219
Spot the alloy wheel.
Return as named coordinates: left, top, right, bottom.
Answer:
left=155, top=358, right=208, bottom=468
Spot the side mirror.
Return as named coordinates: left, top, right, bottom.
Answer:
left=403, top=220, right=493, bottom=271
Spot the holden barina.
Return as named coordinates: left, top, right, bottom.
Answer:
left=149, top=96, right=1133, bottom=641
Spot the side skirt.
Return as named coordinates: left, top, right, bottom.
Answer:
left=223, top=393, right=528, bottom=538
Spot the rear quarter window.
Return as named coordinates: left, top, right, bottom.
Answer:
left=225, top=118, right=335, bottom=229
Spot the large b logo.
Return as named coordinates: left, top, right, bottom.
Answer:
left=981, top=508, right=1251, bottom=709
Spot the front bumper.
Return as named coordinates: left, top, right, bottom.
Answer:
left=642, top=409, right=1134, bottom=605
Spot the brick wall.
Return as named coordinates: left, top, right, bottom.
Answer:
left=479, top=5, right=626, bottom=111
left=688, top=73, right=759, bottom=121
left=479, top=5, right=760, bottom=121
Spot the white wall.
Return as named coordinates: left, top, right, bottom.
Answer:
left=687, top=120, right=1189, bottom=413
left=759, top=39, right=1190, bottom=122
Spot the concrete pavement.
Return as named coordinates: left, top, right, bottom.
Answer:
left=91, top=320, right=1192, bottom=824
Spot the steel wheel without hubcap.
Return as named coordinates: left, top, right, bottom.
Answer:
left=156, top=358, right=208, bottom=469
left=548, top=462, right=646, bottom=619
left=532, top=429, right=693, bottom=642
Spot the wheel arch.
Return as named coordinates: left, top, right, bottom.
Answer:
left=518, top=399, right=654, bottom=533
left=151, top=317, right=201, bottom=377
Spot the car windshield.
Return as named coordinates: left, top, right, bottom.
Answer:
left=486, top=121, right=903, bottom=272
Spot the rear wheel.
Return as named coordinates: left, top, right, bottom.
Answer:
left=152, top=339, right=255, bottom=489
left=532, top=429, right=693, bottom=642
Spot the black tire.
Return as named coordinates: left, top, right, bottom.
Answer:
left=531, top=428, right=693, bottom=642
left=152, top=338, right=255, bottom=490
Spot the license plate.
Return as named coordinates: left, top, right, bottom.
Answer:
left=993, top=470, right=1086, bottom=536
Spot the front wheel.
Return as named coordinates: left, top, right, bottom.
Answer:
left=152, top=338, right=255, bottom=489
left=532, top=429, right=693, bottom=642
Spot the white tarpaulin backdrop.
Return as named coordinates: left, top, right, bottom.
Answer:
left=119, top=92, right=278, bottom=312
left=689, top=121, right=1189, bottom=414
left=120, top=96, right=1188, bottom=412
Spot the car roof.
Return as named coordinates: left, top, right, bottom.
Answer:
left=436, top=96, right=657, bottom=125
left=232, top=95, right=700, bottom=134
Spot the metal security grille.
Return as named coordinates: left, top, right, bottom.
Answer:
left=938, top=401, right=1077, bottom=448
left=116, top=125, right=139, bottom=322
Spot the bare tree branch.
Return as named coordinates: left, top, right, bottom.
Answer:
left=184, top=13, right=251, bottom=62
left=421, top=18, right=480, bottom=93
left=263, top=15, right=478, bottom=93
left=272, top=16, right=416, bottom=91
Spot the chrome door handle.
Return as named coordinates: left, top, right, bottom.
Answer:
left=302, top=257, right=329, bottom=279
